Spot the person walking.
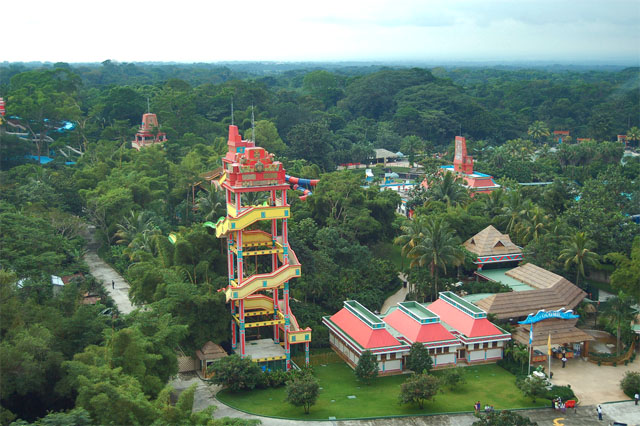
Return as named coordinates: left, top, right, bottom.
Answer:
left=112, top=280, right=115, bottom=289
left=597, top=404, right=602, bottom=421
left=561, top=355, right=567, bottom=368
left=635, top=392, right=639, bottom=405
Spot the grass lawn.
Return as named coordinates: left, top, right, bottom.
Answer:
left=216, top=363, right=546, bottom=420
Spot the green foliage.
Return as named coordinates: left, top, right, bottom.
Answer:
left=473, top=410, right=538, bottom=425
left=440, top=367, right=467, bottom=390
left=607, top=236, right=640, bottom=302
left=406, top=343, right=433, bottom=374
left=620, top=371, right=640, bottom=398
left=209, top=355, right=262, bottom=392
left=285, top=375, right=320, bottom=414
left=9, top=408, right=92, bottom=426
left=398, top=373, right=440, bottom=409
left=355, top=350, right=378, bottom=385
left=518, top=375, right=548, bottom=403
left=543, top=385, right=575, bottom=401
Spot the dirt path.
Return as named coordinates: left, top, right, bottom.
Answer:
left=381, top=273, right=409, bottom=314
left=83, top=225, right=136, bottom=314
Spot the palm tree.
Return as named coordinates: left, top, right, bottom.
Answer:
left=602, top=292, right=635, bottom=355
left=527, top=121, right=550, bottom=144
left=558, top=232, right=600, bottom=288
left=500, top=190, right=529, bottom=235
left=115, top=210, right=156, bottom=247
left=428, top=171, right=469, bottom=207
left=517, top=206, right=549, bottom=244
left=394, top=216, right=428, bottom=291
left=196, top=187, right=226, bottom=221
left=407, top=218, right=465, bottom=300
left=482, top=187, right=506, bottom=217
left=627, top=126, right=640, bottom=149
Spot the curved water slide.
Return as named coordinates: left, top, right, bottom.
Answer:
left=224, top=246, right=301, bottom=301
left=285, top=175, right=319, bottom=200
left=212, top=205, right=290, bottom=238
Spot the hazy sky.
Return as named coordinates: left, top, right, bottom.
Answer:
left=4, top=0, right=639, bottom=64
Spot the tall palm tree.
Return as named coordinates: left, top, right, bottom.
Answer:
left=627, top=126, right=640, bottom=149
left=196, top=187, right=226, bottom=221
left=394, top=216, right=428, bottom=291
left=408, top=218, right=465, bottom=300
left=482, top=187, right=506, bottom=217
left=558, top=231, right=600, bottom=288
left=500, top=190, right=529, bottom=235
left=517, top=206, right=549, bottom=244
left=527, top=121, right=550, bottom=144
left=602, top=292, right=635, bottom=355
left=115, top=210, right=156, bottom=247
left=428, top=171, right=469, bottom=207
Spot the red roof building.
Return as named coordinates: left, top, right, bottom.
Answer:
left=323, top=300, right=409, bottom=374
left=383, top=301, right=460, bottom=367
left=427, top=292, right=511, bottom=363
left=132, top=113, right=167, bottom=150
left=421, top=136, right=500, bottom=195
left=553, top=130, right=570, bottom=144
left=324, top=294, right=510, bottom=372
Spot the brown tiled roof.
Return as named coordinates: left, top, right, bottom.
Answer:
left=513, top=319, right=594, bottom=346
left=474, top=264, right=586, bottom=319
left=463, top=225, right=522, bottom=257
left=195, top=341, right=227, bottom=361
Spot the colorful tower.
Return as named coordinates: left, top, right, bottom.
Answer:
left=453, top=136, right=473, bottom=175
left=131, top=113, right=167, bottom=150
left=214, top=125, right=311, bottom=370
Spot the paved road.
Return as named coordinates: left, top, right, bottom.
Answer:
left=381, top=273, right=409, bottom=314
left=83, top=225, right=136, bottom=314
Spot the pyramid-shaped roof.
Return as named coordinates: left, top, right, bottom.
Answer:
left=383, top=306, right=457, bottom=344
left=463, top=225, right=522, bottom=257
left=427, top=296, right=505, bottom=339
left=474, top=263, right=586, bottom=319
left=327, top=307, right=402, bottom=350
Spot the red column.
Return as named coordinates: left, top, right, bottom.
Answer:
left=230, top=300, right=237, bottom=350
left=239, top=298, right=245, bottom=358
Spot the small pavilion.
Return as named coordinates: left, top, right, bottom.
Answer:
left=131, top=112, right=167, bottom=150
left=195, top=341, right=228, bottom=377
left=463, top=225, right=523, bottom=273
left=553, top=130, right=570, bottom=144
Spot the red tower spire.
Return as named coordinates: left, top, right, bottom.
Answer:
left=453, top=136, right=473, bottom=175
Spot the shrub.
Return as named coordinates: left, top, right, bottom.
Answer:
left=544, top=385, right=575, bottom=401
left=398, top=373, right=440, bottom=409
left=406, top=342, right=433, bottom=374
left=518, top=375, right=547, bottom=403
left=285, top=375, right=320, bottom=414
left=620, top=371, right=640, bottom=398
left=440, top=368, right=467, bottom=390
left=208, top=355, right=262, bottom=392
left=355, top=350, right=378, bottom=384
left=472, top=410, right=537, bottom=425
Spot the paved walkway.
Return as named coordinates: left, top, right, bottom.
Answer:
left=83, top=225, right=136, bottom=314
left=381, top=273, right=409, bottom=314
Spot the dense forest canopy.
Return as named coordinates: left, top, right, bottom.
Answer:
left=0, top=61, right=638, bottom=425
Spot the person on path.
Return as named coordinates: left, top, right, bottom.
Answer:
left=597, top=404, right=602, bottom=420
left=112, top=280, right=115, bottom=289
left=561, top=355, right=567, bottom=368
left=635, top=392, right=639, bottom=405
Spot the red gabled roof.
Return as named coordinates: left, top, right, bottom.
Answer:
left=329, top=308, right=401, bottom=349
left=383, top=309, right=456, bottom=344
left=427, top=299, right=503, bottom=338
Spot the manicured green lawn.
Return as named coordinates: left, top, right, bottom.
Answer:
left=216, top=363, right=546, bottom=420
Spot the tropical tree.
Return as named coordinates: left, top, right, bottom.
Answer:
left=398, top=373, right=440, bottom=409
left=406, top=342, right=433, bottom=374
left=602, top=292, right=635, bottom=355
left=196, top=187, right=226, bottom=221
left=527, top=120, right=550, bottom=143
left=394, top=215, right=427, bottom=281
left=499, top=190, right=529, bottom=235
left=627, top=126, right=640, bottom=148
left=516, top=206, right=549, bottom=244
left=407, top=218, right=465, bottom=299
left=355, top=350, right=378, bottom=385
left=558, top=232, right=600, bottom=288
left=505, top=343, right=529, bottom=374
left=285, top=375, right=320, bottom=414
left=427, top=171, right=469, bottom=207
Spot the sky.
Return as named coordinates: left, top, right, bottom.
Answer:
left=4, top=0, right=639, bottom=64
